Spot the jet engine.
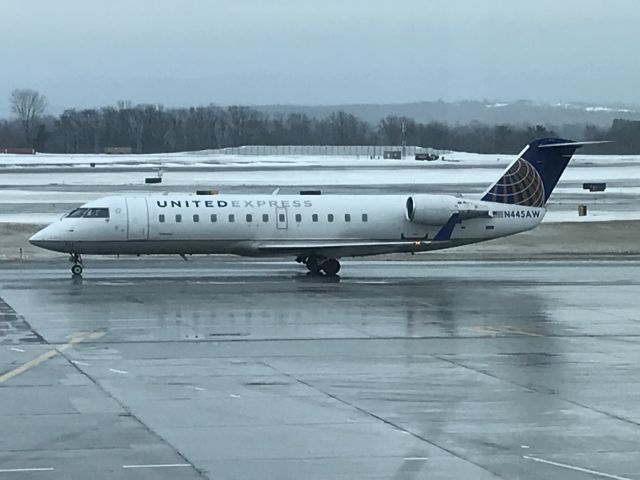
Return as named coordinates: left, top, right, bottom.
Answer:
left=406, top=195, right=492, bottom=225
left=405, top=195, right=459, bottom=225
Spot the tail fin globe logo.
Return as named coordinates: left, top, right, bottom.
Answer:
left=483, top=157, right=545, bottom=207
left=481, top=138, right=598, bottom=207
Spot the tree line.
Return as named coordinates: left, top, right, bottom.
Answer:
left=2, top=89, right=639, bottom=154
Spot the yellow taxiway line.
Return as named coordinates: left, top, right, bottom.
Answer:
left=0, top=330, right=105, bottom=384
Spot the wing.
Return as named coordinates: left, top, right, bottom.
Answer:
left=255, top=213, right=464, bottom=257
left=255, top=239, right=437, bottom=257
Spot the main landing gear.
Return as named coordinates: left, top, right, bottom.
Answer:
left=69, top=253, right=83, bottom=277
left=297, top=255, right=341, bottom=276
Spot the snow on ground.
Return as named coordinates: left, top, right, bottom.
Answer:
left=0, top=213, right=61, bottom=224
left=2, top=165, right=639, bottom=188
left=542, top=210, right=640, bottom=223
left=1, top=150, right=639, bottom=169
left=0, top=189, right=110, bottom=204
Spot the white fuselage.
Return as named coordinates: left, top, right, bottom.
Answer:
left=30, top=193, right=545, bottom=258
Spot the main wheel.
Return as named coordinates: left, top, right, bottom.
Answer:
left=71, top=264, right=83, bottom=276
left=306, top=256, right=322, bottom=274
left=321, top=259, right=340, bottom=276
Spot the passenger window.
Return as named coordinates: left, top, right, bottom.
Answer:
left=176, top=214, right=182, bottom=223
left=295, top=214, right=302, bottom=222
left=262, top=214, right=269, bottom=222
left=211, top=214, right=217, bottom=222
left=279, top=214, right=285, bottom=222
left=328, top=214, right=334, bottom=222
left=193, top=214, right=199, bottom=222
left=362, top=213, right=368, bottom=222
left=344, top=214, right=351, bottom=222
left=159, top=214, right=165, bottom=223
left=312, top=214, right=318, bottom=222
left=229, top=214, right=235, bottom=223
left=246, top=214, right=252, bottom=223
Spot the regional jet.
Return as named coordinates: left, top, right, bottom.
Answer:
left=29, top=138, right=602, bottom=277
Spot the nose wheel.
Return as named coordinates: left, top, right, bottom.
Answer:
left=69, top=253, right=84, bottom=277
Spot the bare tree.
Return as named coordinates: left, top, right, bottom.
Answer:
left=9, top=88, right=47, bottom=145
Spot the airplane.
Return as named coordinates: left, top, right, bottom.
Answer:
left=29, top=138, right=605, bottom=277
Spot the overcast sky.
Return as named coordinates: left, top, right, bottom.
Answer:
left=1, top=0, right=638, bottom=116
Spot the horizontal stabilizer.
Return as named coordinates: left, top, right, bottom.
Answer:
left=538, top=140, right=611, bottom=149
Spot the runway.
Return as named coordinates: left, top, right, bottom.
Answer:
left=1, top=258, right=640, bottom=479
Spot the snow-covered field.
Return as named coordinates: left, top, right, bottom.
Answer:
left=1, top=150, right=640, bottom=169
left=1, top=164, right=639, bottom=188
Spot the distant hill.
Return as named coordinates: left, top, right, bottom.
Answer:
left=253, top=100, right=640, bottom=127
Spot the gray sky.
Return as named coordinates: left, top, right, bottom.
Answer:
left=1, top=0, right=638, bottom=116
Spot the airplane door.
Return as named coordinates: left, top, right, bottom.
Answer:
left=126, top=197, right=149, bottom=240
left=276, top=207, right=288, bottom=230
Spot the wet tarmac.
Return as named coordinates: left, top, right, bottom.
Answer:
left=1, top=258, right=639, bottom=479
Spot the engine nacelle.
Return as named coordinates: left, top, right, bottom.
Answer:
left=405, top=195, right=460, bottom=225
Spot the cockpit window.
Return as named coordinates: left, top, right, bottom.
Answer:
left=84, top=208, right=109, bottom=218
left=65, top=208, right=109, bottom=218
left=66, top=208, right=88, bottom=218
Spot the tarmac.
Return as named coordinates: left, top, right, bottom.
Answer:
left=1, top=258, right=640, bottom=479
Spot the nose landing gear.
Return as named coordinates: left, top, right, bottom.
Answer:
left=69, top=253, right=84, bottom=277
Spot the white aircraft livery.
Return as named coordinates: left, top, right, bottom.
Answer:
left=29, top=138, right=601, bottom=277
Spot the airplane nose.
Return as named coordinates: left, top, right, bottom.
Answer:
left=29, top=228, right=46, bottom=247
left=28, top=224, right=70, bottom=253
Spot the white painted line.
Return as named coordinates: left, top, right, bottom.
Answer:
left=229, top=393, right=240, bottom=398
left=188, top=386, right=205, bottom=391
left=521, top=445, right=530, bottom=449
left=109, top=368, right=128, bottom=374
left=524, top=455, right=635, bottom=480
left=10, top=347, right=25, bottom=353
left=122, top=463, right=191, bottom=469
left=71, top=360, right=90, bottom=366
left=404, top=457, right=428, bottom=461
left=0, top=467, right=54, bottom=473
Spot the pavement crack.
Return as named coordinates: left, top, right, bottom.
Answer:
left=259, top=360, right=506, bottom=480
left=55, top=345, right=209, bottom=479
left=434, top=355, right=640, bottom=428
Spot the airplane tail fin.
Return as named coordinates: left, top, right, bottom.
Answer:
left=481, top=138, right=607, bottom=207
